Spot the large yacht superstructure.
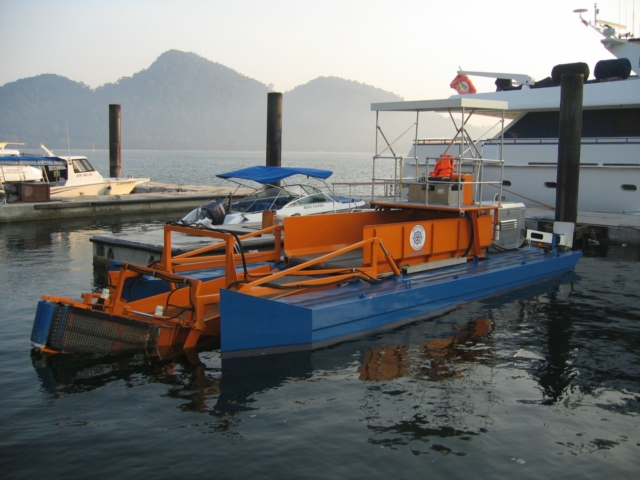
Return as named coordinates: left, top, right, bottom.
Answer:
left=404, top=8, right=640, bottom=213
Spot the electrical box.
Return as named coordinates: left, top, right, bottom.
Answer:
left=408, top=175, right=473, bottom=206
left=493, top=202, right=526, bottom=249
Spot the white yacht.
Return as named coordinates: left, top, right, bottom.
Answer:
left=0, top=143, right=149, bottom=198
left=402, top=8, right=640, bottom=213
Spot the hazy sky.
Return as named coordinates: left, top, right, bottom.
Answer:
left=1, top=0, right=638, bottom=100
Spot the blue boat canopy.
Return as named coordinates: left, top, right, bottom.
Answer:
left=216, top=166, right=332, bottom=184
left=0, top=156, right=67, bottom=167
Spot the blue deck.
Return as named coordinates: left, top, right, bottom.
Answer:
left=220, top=249, right=582, bottom=357
left=112, top=261, right=271, bottom=301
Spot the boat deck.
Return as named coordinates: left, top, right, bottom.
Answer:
left=220, top=247, right=583, bottom=357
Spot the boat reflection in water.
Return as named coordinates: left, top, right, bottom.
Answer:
left=357, top=317, right=494, bottom=383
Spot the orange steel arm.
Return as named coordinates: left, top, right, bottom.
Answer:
left=236, top=237, right=400, bottom=295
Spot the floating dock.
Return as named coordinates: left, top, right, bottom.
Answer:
left=525, top=207, right=640, bottom=246
left=89, top=205, right=640, bottom=268
left=0, top=182, right=251, bottom=223
left=92, top=221, right=279, bottom=266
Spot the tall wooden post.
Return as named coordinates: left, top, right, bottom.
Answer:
left=555, top=74, right=583, bottom=223
left=109, top=104, right=122, bottom=178
left=266, top=92, right=282, bottom=168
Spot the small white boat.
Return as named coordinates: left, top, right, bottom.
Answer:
left=181, top=166, right=366, bottom=227
left=0, top=143, right=149, bottom=198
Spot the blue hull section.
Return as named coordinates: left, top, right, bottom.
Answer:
left=220, top=249, right=582, bottom=356
left=31, top=300, right=57, bottom=348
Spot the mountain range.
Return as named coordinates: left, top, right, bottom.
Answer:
left=0, top=49, right=463, bottom=153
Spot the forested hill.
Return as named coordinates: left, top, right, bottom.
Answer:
left=0, top=50, right=456, bottom=152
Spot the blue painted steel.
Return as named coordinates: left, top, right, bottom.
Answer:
left=110, top=261, right=271, bottom=301
left=216, top=166, right=332, bottom=184
left=31, top=301, right=57, bottom=348
left=220, top=249, right=582, bottom=356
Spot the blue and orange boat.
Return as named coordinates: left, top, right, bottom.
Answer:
left=30, top=98, right=582, bottom=358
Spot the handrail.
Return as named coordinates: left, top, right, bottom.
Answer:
left=237, top=236, right=400, bottom=296
left=161, top=223, right=283, bottom=273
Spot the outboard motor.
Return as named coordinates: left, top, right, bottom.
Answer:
left=196, top=198, right=228, bottom=225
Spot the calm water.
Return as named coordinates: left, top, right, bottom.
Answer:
left=1, top=152, right=639, bottom=479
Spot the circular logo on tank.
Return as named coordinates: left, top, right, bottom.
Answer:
left=409, top=225, right=426, bottom=251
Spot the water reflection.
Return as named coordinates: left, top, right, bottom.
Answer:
left=529, top=283, right=578, bottom=405
left=583, top=243, right=640, bottom=262
left=355, top=317, right=497, bottom=455
left=31, top=341, right=216, bottom=398
left=30, top=313, right=498, bottom=453
left=32, top=350, right=173, bottom=397
left=29, top=269, right=640, bottom=450
left=357, top=317, right=494, bottom=382
left=515, top=268, right=640, bottom=415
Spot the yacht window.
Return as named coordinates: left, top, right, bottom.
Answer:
left=72, top=159, right=95, bottom=173
left=621, top=184, right=637, bottom=191
left=504, top=108, right=640, bottom=139
left=502, top=181, right=512, bottom=186
left=544, top=182, right=557, bottom=189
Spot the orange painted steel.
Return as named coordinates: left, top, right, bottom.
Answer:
left=283, top=209, right=451, bottom=257
left=41, top=224, right=285, bottom=352
left=456, top=174, right=474, bottom=206
left=39, top=202, right=502, bottom=353
left=160, top=223, right=283, bottom=276
left=236, top=236, right=402, bottom=298
left=283, top=206, right=494, bottom=271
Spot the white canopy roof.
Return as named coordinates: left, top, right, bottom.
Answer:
left=371, top=97, right=508, bottom=113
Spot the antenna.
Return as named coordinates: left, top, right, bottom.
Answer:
left=574, top=4, right=633, bottom=37
left=66, top=122, right=71, bottom=158
left=574, top=7, right=589, bottom=26
left=40, top=144, right=54, bottom=156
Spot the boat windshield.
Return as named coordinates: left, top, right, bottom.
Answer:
left=72, top=158, right=95, bottom=173
left=230, top=183, right=328, bottom=214
left=300, top=185, right=323, bottom=195
left=243, top=186, right=288, bottom=201
left=288, top=193, right=332, bottom=206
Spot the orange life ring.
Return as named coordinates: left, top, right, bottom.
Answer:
left=449, top=74, right=477, bottom=95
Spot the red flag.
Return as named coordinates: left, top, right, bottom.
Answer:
left=450, top=74, right=477, bottom=95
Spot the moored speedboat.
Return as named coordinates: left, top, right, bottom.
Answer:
left=180, top=166, right=366, bottom=227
